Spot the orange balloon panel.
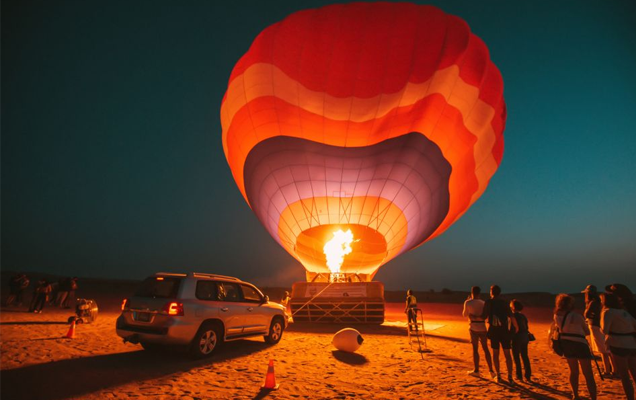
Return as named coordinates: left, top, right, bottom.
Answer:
left=221, top=3, right=506, bottom=278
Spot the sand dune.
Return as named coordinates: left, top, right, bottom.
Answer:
left=1, top=303, right=627, bottom=399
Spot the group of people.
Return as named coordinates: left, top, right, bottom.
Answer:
left=4, top=273, right=30, bottom=307
left=556, top=283, right=636, bottom=400
left=455, top=283, right=636, bottom=400
left=3, top=273, right=79, bottom=313
left=462, top=285, right=531, bottom=383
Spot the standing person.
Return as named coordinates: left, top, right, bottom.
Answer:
left=606, top=284, right=636, bottom=319
left=32, top=280, right=52, bottom=313
left=601, top=292, right=636, bottom=400
left=56, top=277, right=70, bottom=307
left=554, top=293, right=597, bottom=400
left=481, top=284, right=518, bottom=383
left=510, top=299, right=532, bottom=382
left=29, top=278, right=45, bottom=312
left=15, top=274, right=30, bottom=307
left=5, top=273, right=23, bottom=306
left=582, top=284, right=613, bottom=377
left=463, top=286, right=494, bottom=378
left=63, top=277, right=78, bottom=308
left=280, top=291, right=291, bottom=308
left=405, top=289, right=418, bottom=329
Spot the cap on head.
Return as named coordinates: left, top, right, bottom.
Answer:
left=581, top=284, right=597, bottom=294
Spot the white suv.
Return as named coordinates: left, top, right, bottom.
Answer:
left=116, top=272, right=288, bottom=358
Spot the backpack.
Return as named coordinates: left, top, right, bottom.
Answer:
left=549, top=311, right=570, bottom=356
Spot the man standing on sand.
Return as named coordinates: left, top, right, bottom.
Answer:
left=481, top=284, right=518, bottom=384
left=463, top=286, right=494, bottom=378
left=405, top=289, right=418, bottom=329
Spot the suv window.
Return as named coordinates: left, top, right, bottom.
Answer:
left=241, top=284, right=262, bottom=303
left=195, top=280, right=219, bottom=301
left=218, top=282, right=241, bottom=302
left=135, top=277, right=181, bottom=298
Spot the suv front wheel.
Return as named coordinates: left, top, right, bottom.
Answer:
left=264, top=317, right=284, bottom=344
left=190, top=322, right=222, bottom=358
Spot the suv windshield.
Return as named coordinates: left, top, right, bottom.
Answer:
left=135, top=276, right=181, bottom=298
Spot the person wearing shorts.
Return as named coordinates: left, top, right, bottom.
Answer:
left=583, top=284, right=613, bottom=377
left=481, top=285, right=518, bottom=383
left=463, top=286, right=494, bottom=378
left=601, top=292, right=636, bottom=400
left=554, top=294, right=597, bottom=400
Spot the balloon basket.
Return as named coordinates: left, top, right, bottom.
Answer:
left=289, top=281, right=384, bottom=324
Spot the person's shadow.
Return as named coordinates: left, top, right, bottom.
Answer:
left=1, top=340, right=270, bottom=400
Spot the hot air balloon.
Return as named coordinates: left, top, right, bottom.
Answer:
left=222, top=3, right=506, bottom=322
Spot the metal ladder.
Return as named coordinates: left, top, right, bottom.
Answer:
left=407, top=308, right=431, bottom=356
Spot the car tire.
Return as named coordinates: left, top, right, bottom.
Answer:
left=264, top=316, right=284, bottom=344
left=190, top=322, right=222, bottom=358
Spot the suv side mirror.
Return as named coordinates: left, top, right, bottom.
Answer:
left=262, top=295, right=269, bottom=304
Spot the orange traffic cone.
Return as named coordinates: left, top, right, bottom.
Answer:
left=65, top=321, right=76, bottom=339
left=261, top=359, right=279, bottom=390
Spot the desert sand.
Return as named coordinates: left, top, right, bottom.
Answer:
left=0, top=301, right=628, bottom=400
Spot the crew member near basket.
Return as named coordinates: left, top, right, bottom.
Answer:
left=405, top=289, right=418, bottom=329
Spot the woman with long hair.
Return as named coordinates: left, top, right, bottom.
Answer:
left=554, top=293, right=596, bottom=400
left=601, top=292, right=636, bottom=400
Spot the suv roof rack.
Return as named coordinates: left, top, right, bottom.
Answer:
left=191, top=272, right=241, bottom=281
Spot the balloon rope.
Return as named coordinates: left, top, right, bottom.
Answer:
left=290, top=281, right=336, bottom=317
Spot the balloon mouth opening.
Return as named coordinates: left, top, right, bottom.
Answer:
left=295, top=224, right=387, bottom=279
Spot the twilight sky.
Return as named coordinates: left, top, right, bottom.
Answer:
left=3, top=0, right=635, bottom=293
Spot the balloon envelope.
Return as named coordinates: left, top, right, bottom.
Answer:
left=222, top=3, right=506, bottom=280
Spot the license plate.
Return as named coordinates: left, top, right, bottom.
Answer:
left=136, top=312, right=151, bottom=322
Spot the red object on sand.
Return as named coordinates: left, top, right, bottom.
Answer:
left=65, top=321, right=76, bottom=339
left=261, top=359, right=279, bottom=390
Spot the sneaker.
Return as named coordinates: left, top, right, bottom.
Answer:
left=467, top=370, right=480, bottom=377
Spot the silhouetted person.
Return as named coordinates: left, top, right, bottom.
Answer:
left=601, top=292, right=636, bottom=400
left=606, top=283, right=636, bottom=319
left=32, top=280, right=52, bottom=313
left=554, top=293, right=597, bottom=400
left=510, top=299, right=531, bottom=382
left=405, top=289, right=417, bottom=329
left=5, top=273, right=28, bottom=306
left=583, top=284, right=613, bottom=376
left=56, top=277, right=71, bottom=307
left=16, top=274, right=30, bottom=306
left=463, top=286, right=494, bottom=378
left=281, top=291, right=291, bottom=308
left=481, top=284, right=518, bottom=383
left=62, top=277, right=78, bottom=308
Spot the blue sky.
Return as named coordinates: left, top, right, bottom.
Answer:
left=3, top=1, right=635, bottom=293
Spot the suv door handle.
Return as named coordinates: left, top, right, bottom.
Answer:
left=221, top=307, right=229, bottom=312
left=247, top=307, right=253, bottom=312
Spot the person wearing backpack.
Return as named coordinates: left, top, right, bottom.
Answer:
left=601, top=292, right=636, bottom=400
left=554, top=293, right=597, bottom=400
left=510, top=299, right=532, bottom=382
left=480, top=285, right=518, bottom=383
left=583, top=284, right=614, bottom=377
